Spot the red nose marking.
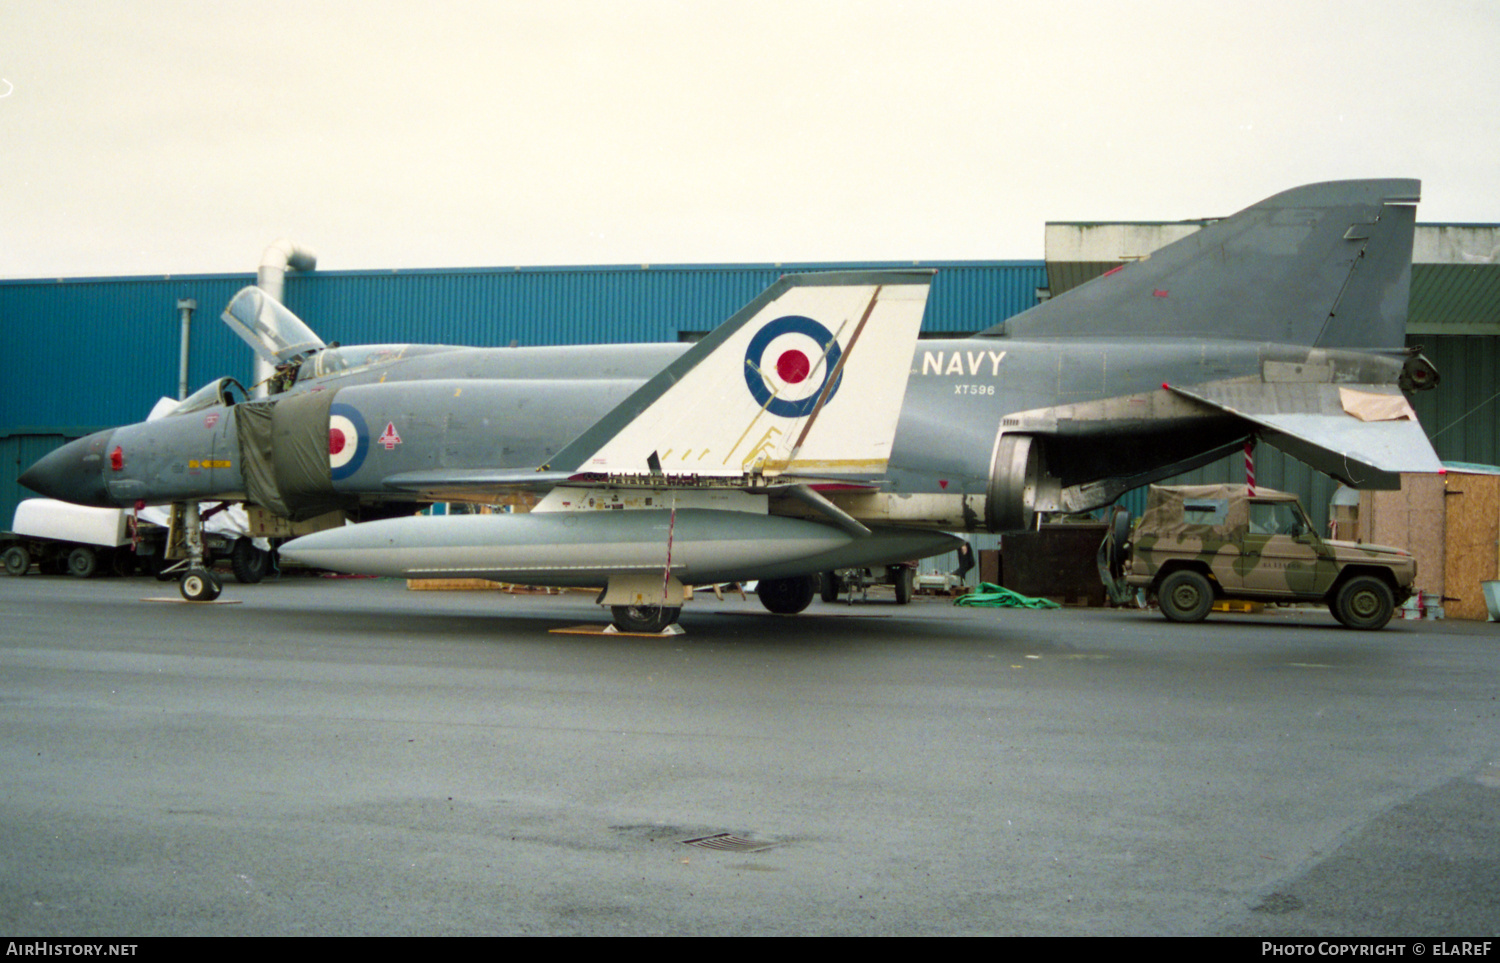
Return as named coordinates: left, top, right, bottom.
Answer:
left=109, top=446, right=123, bottom=471
left=776, top=349, right=811, bottom=385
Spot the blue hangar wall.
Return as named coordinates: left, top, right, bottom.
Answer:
left=0, top=261, right=1045, bottom=526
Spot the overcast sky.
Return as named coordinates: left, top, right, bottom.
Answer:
left=3, top=0, right=1497, bottom=279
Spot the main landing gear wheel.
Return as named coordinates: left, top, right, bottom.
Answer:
left=890, top=565, right=914, bottom=605
left=230, top=538, right=272, bottom=584
left=757, top=575, right=817, bottom=614
left=180, top=569, right=222, bottom=603
left=610, top=605, right=681, bottom=633
left=1158, top=569, right=1214, bottom=623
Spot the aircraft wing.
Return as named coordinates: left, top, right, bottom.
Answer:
left=1167, top=380, right=1443, bottom=488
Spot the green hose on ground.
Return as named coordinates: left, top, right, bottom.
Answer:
left=953, top=583, right=1061, bottom=609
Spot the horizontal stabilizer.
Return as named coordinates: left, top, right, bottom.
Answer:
left=549, top=271, right=933, bottom=479
left=1168, top=381, right=1442, bottom=488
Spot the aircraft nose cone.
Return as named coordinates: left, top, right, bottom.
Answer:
left=17, top=430, right=116, bottom=506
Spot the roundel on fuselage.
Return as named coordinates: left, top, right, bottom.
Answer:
left=743, top=315, right=844, bottom=419
left=328, top=403, right=369, bottom=480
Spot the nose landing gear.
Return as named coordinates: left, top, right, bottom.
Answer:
left=162, top=502, right=223, bottom=603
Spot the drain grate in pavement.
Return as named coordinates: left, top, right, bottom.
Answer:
left=681, top=833, right=774, bottom=853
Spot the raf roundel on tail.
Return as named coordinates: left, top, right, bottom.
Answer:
left=742, top=315, right=845, bottom=418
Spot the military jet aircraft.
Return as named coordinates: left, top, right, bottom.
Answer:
left=20, top=179, right=1443, bottom=631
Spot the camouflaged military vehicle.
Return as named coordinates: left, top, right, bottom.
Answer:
left=1110, top=484, right=1416, bottom=630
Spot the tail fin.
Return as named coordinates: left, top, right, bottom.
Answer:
left=549, top=270, right=933, bottom=480
left=994, top=179, right=1419, bottom=348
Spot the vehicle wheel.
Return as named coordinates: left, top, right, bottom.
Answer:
left=1158, top=569, right=1214, bottom=623
left=610, top=605, right=680, bottom=633
left=1333, top=576, right=1394, bottom=630
left=67, top=546, right=99, bottom=578
left=180, top=569, right=222, bottom=602
left=820, top=571, right=840, bottom=603
left=758, top=575, right=817, bottom=614
left=3, top=546, right=31, bottom=576
left=891, top=565, right=914, bottom=605
left=230, top=538, right=271, bottom=584
left=3, top=543, right=30, bottom=573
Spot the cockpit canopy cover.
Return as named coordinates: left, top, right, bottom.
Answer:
left=221, top=286, right=326, bottom=365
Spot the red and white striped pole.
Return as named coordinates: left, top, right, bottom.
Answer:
left=1244, top=436, right=1256, bottom=495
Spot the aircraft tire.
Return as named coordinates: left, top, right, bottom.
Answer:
left=230, top=539, right=271, bottom=584
left=610, top=605, right=680, bottom=633
left=820, top=571, right=840, bottom=603
left=180, top=569, right=222, bottom=603
left=3, top=546, right=31, bottom=576
left=891, top=565, right=914, bottom=605
left=758, top=575, right=817, bottom=615
left=1158, top=570, right=1213, bottom=623
left=1333, top=576, right=1394, bottom=631
left=67, top=546, right=99, bottom=579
